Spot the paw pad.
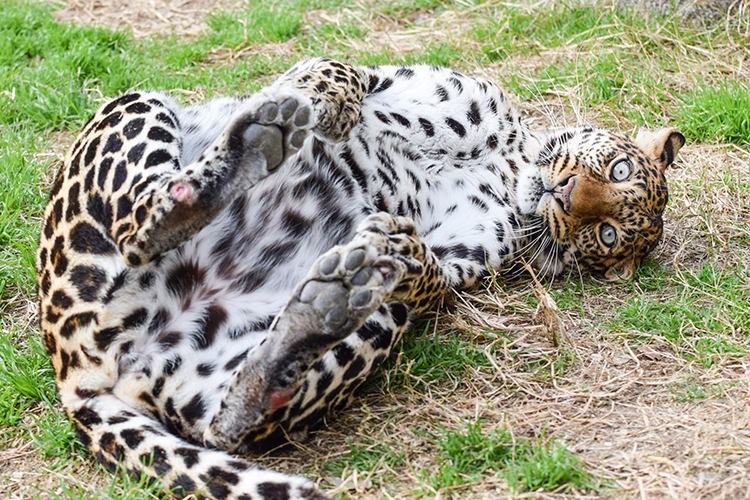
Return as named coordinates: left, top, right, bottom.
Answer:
left=351, top=267, right=372, bottom=286
left=293, top=105, right=311, bottom=127
left=350, top=289, right=372, bottom=308
left=243, top=124, right=284, bottom=170
left=319, top=254, right=340, bottom=275
left=279, top=98, right=298, bottom=121
left=235, top=90, right=314, bottom=174
left=258, top=102, right=278, bottom=122
left=344, top=249, right=366, bottom=270
left=289, top=130, right=306, bottom=149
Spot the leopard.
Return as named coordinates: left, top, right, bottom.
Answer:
left=36, top=57, right=684, bottom=500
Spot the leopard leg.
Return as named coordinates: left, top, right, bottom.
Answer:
left=115, top=88, right=314, bottom=266
left=271, top=57, right=367, bottom=142
left=278, top=215, right=454, bottom=438
left=204, top=213, right=429, bottom=451
left=283, top=303, right=410, bottom=438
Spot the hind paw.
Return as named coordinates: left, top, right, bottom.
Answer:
left=294, top=239, right=407, bottom=337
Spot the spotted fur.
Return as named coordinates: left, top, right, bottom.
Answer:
left=36, top=57, right=684, bottom=499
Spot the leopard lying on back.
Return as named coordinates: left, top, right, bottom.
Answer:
left=37, top=57, right=684, bottom=500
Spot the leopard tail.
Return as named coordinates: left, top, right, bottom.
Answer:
left=66, top=391, right=328, bottom=500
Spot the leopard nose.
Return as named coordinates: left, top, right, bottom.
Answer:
left=564, top=175, right=616, bottom=218
left=551, top=176, right=575, bottom=213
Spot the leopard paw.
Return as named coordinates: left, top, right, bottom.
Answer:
left=293, top=241, right=407, bottom=336
left=232, top=89, right=313, bottom=173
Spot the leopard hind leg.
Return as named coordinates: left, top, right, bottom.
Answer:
left=204, top=213, right=425, bottom=451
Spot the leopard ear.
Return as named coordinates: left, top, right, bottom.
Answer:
left=634, top=129, right=685, bottom=173
left=604, top=257, right=635, bottom=281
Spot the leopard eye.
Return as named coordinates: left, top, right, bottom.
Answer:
left=600, top=224, right=617, bottom=246
left=610, top=159, right=631, bottom=182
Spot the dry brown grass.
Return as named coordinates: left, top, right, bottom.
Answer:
left=5, top=1, right=750, bottom=499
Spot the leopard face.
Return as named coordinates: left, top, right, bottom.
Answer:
left=518, top=128, right=685, bottom=279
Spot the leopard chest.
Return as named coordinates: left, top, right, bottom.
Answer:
left=327, top=132, right=533, bottom=255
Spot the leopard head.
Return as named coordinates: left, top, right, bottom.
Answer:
left=518, top=128, right=685, bottom=279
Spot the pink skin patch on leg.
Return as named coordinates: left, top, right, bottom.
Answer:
left=269, top=391, right=291, bottom=410
left=379, top=265, right=392, bottom=275
left=170, top=182, right=192, bottom=202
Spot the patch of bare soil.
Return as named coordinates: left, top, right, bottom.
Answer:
left=51, top=0, right=238, bottom=38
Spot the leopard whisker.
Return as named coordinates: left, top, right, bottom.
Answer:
left=510, top=231, right=552, bottom=279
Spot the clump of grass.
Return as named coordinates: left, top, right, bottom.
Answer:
left=612, top=264, right=750, bottom=366
left=429, top=421, right=515, bottom=489
left=207, top=6, right=303, bottom=47
left=426, top=421, right=602, bottom=494
left=374, top=323, right=491, bottom=392
left=0, top=330, right=55, bottom=404
left=676, top=82, right=750, bottom=146
left=670, top=379, right=726, bottom=402
left=0, top=128, right=46, bottom=296
left=323, top=437, right=405, bottom=486
left=0, top=326, right=77, bottom=457
left=520, top=347, right=577, bottom=381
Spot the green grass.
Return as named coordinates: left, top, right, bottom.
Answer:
left=0, top=1, right=131, bottom=129
left=426, top=421, right=602, bottom=494
left=677, top=82, right=750, bottom=145
left=477, top=2, right=750, bottom=128
left=0, top=128, right=46, bottom=297
left=671, top=379, right=727, bottom=402
left=206, top=7, right=303, bottom=47
left=0, top=1, right=309, bottom=134
left=501, top=47, right=678, bottom=128
left=476, top=3, right=645, bottom=61
left=611, top=264, right=750, bottom=366
left=0, top=323, right=76, bottom=457
left=520, top=347, right=577, bottom=380
left=0, top=330, right=55, bottom=405
left=374, top=323, right=492, bottom=392
left=322, top=437, right=405, bottom=486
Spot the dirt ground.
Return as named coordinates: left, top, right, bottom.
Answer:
left=50, top=0, right=236, bottom=38
left=4, top=1, right=750, bottom=499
